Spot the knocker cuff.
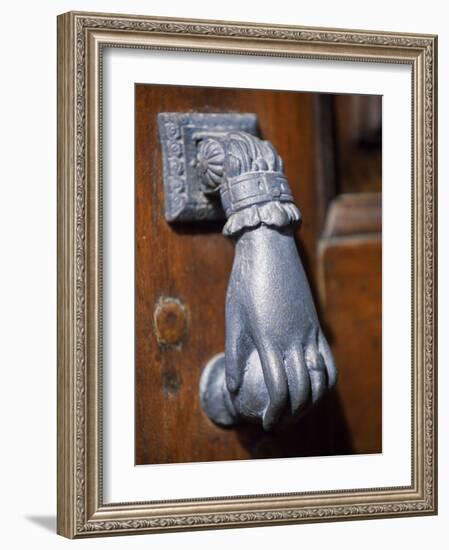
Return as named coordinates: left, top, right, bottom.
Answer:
left=223, top=200, right=301, bottom=237
left=220, top=171, right=294, bottom=217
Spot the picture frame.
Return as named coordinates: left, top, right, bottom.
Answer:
left=57, top=10, right=437, bottom=538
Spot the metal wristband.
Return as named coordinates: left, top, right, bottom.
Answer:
left=219, top=171, right=294, bottom=217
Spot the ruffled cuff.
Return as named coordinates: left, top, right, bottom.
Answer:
left=223, top=201, right=301, bottom=237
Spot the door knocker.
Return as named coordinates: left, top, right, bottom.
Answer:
left=158, top=113, right=337, bottom=431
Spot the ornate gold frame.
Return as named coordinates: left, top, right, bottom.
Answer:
left=57, top=11, right=437, bottom=538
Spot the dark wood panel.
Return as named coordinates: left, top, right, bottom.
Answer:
left=334, top=95, right=382, bottom=194
left=323, top=192, right=381, bottom=238
left=318, top=194, right=382, bottom=454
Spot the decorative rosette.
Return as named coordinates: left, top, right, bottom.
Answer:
left=196, top=138, right=225, bottom=194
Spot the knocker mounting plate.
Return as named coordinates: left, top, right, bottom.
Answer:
left=158, top=112, right=258, bottom=222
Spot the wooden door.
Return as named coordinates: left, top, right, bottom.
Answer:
left=135, top=84, right=381, bottom=465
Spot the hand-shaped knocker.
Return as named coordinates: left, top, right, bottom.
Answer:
left=158, top=114, right=337, bottom=431
left=196, top=131, right=338, bottom=431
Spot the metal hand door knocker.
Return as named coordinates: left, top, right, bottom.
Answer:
left=158, top=113, right=337, bottom=431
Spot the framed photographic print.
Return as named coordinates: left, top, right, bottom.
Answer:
left=57, top=11, right=437, bottom=538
